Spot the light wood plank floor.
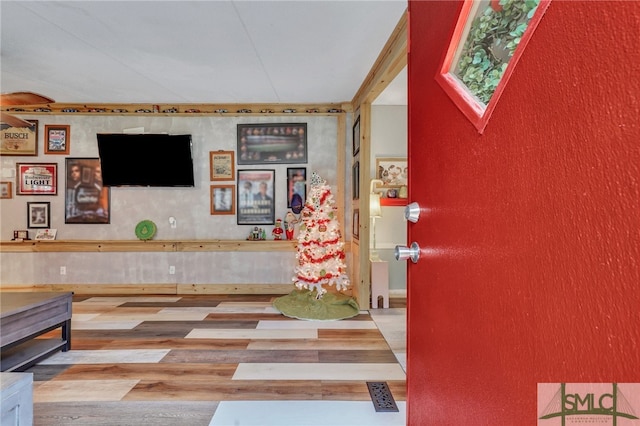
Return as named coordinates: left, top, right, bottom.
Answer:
left=25, top=294, right=406, bottom=425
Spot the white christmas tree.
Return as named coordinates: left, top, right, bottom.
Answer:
left=292, top=172, right=350, bottom=297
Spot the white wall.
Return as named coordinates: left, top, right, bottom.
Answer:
left=371, top=105, right=407, bottom=290
left=0, top=115, right=342, bottom=287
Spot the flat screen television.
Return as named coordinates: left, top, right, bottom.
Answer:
left=97, top=133, right=195, bottom=187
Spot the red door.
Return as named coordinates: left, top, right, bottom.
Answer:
left=406, top=1, right=640, bottom=424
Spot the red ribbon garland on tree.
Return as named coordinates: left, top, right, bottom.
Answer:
left=299, top=250, right=346, bottom=264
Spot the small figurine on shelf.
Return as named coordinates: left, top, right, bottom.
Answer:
left=261, top=228, right=267, bottom=240
left=285, top=211, right=299, bottom=240
left=272, top=218, right=284, bottom=240
left=248, top=226, right=261, bottom=241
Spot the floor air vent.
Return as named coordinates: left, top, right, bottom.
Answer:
left=366, top=381, right=399, bottom=412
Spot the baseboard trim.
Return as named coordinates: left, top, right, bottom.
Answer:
left=177, top=283, right=293, bottom=295
left=0, top=283, right=294, bottom=295
left=389, top=289, right=407, bottom=297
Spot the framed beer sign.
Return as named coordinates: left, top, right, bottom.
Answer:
left=16, top=163, right=57, bottom=195
left=1, top=120, right=38, bottom=156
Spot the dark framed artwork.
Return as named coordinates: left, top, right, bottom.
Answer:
left=237, top=169, right=275, bottom=225
left=27, top=201, right=50, bottom=229
left=352, top=115, right=360, bottom=156
left=237, top=123, right=307, bottom=164
left=16, top=163, right=57, bottom=195
left=210, top=150, right=235, bottom=181
left=286, top=167, right=306, bottom=208
left=352, top=161, right=360, bottom=200
left=434, top=0, right=551, bottom=133
left=65, top=158, right=110, bottom=224
left=44, top=124, right=71, bottom=155
left=1, top=120, right=38, bottom=156
left=211, top=185, right=236, bottom=215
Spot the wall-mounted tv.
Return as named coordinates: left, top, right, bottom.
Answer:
left=97, top=133, right=195, bottom=187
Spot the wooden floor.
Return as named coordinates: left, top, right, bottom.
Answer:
left=25, top=294, right=406, bottom=425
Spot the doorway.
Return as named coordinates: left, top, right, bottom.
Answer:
left=368, top=67, right=407, bottom=371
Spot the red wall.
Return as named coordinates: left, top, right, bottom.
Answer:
left=408, top=1, right=640, bottom=423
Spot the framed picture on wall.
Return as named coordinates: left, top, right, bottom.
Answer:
left=210, top=150, right=235, bottom=181
left=237, top=123, right=307, bottom=164
left=237, top=169, right=275, bottom=225
left=376, top=157, right=408, bottom=189
left=65, top=158, right=110, bottom=224
left=353, top=209, right=360, bottom=240
left=286, top=167, right=306, bottom=208
left=1, top=120, right=38, bottom=156
left=44, top=124, right=71, bottom=155
left=27, top=201, right=50, bottom=229
left=352, top=115, right=360, bottom=156
left=16, top=163, right=57, bottom=195
left=210, top=185, right=235, bottom=215
left=352, top=161, right=360, bottom=200
left=0, top=181, right=12, bottom=199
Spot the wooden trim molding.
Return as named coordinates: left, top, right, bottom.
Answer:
left=352, top=9, right=407, bottom=107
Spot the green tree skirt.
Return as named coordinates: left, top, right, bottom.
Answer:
left=273, top=289, right=360, bottom=321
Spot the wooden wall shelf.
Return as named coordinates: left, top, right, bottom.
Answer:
left=0, top=240, right=298, bottom=253
left=1, top=102, right=351, bottom=117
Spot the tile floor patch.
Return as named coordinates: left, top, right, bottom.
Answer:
left=233, top=363, right=406, bottom=381
left=209, top=400, right=406, bottom=426
left=38, top=349, right=170, bottom=365
left=367, top=381, right=399, bottom=412
left=256, top=320, right=377, bottom=329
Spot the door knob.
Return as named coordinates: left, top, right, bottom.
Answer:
left=395, top=242, right=421, bottom=263
left=404, top=202, right=420, bottom=223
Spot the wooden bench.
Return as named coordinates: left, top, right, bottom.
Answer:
left=0, top=292, right=72, bottom=372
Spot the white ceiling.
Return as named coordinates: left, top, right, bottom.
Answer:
left=0, top=0, right=407, bottom=106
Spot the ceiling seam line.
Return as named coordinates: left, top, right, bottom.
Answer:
left=230, top=1, right=281, bottom=102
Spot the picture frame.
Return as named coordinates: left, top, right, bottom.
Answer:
left=27, top=201, right=50, bottom=229
left=0, top=181, right=12, bottom=199
left=65, top=158, right=110, bottom=224
left=286, top=167, right=306, bottom=208
left=210, top=150, right=235, bottom=181
left=237, top=123, right=307, bottom=164
left=210, top=185, right=236, bottom=215
left=12, top=230, right=30, bottom=241
left=352, top=209, right=360, bottom=240
left=237, top=169, right=275, bottom=225
left=352, top=161, right=360, bottom=200
left=352, top=115, right=361, bottom=156
left=376, top=157, right=408, bottom=189
left=44, top=124, right=71, bottom=155
left=434, top=0, right=551, bottom=133
left=16, top=163, right=57, bottom=195
left=1, top=120, right=38, bottom=156
left=35, top=229, right=57, bottom=240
